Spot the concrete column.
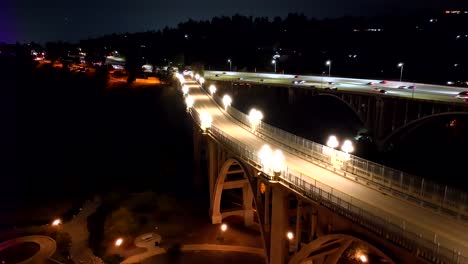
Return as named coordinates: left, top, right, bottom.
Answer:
left=208, top=139, right=217, bottom=214
left=295, top=199, right=303, bottom=253
left=264, top=185, right=271, bottom=234
left=243, top=183, right=254, bottom=226
left=310, top=206, right=317, bottom=240
left=270, top=185, right=288, bottom=264
left=192, top=125, right=202, bottom=189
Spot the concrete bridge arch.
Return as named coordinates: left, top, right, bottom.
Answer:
left=381, top=112, right=468, bottom=150
left=289, top=234, right=395, bottom=264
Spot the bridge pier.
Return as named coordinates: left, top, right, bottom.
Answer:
left=270, top=184, right=289, bottom=264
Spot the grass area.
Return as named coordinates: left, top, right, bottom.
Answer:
left=0, top=242, right=40, bottom=263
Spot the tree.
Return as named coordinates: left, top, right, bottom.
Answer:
left=104, top=207, right=138, bottom=240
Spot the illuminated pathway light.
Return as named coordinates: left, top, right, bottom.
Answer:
left=248, top=108, right=263, bottom=130
left=182, top=85, right=189, bottom=95
left=326, top=135, right=339, bottom=148
left=222, top=95, right=232, bottom=110
left=258, top=144, right=273, bottom=172
left=272, top=149, right=285, bottom=173
left=341, top=139, right=354, bottom=153
left=199, top=77, right=205, bottom=85
left=209, top=84, right=217, bottom=95
left=195, top=73, right=200, bottom=81
left=200, top=111, right=213, bottom=131
left=185, top=95, right=194, bottom=109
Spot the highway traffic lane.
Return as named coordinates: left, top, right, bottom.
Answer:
left=187, top=81, right=468, bottom=256
left=206, top=72, right=467, bottom=103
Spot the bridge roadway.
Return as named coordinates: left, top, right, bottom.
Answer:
left=183, top=79, right=468, bottom=259
left=204, top=71, right=468, bottom=104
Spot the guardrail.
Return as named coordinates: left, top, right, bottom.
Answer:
left=186, top=100, right=467, bottom=264
left=205, top=79, right=468, bottom=221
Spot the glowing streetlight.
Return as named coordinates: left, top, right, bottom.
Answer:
left=52, top=219, right=61, bottom=226
left=185, top=95, right=194, bottom=109
left=182, top=85, right=189, bottom=95
left=398, top=62, right=404, bottom=82
left=209, top=84, right=217, bottom=95
left=227, top=59, right=232, bottom=71
left=195, top=73, right=200, bottom=81
left=326, top=135, right=339, bottom=149
left=272, top=149, right=285, bottom=174
left=258, top=144, right=273, bottom=172
left=199, top=77, right=205, bottom=85
left=115, top=238, right=123, bottom=247
left=341, top=139, right=354, bottom=154
left=222, top=95, right=232, bottom=110
left=248, top=108, right=263, bottom=130
left=200, top=112, right=212, bottom=131
left=175, top=72, right=182, bottom=79
left=271, top=59, right=277, bottom=73
left=359, top=254, right=368, bottom=263
left=221, top=223, right=228, bottom=232
left=326, top=60, right=332, bottom=77
left=287, top=231, right=294, bottom=240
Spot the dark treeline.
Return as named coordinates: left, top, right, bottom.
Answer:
left=70, top=12, right=468, bottom=84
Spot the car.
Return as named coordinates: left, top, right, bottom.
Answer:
left=379, top=80, right=388, bottom=84
left=367, top=82, right=374, bottom=85
left=455, top=91, right=468, bottom=99
left=294, top=75, right=299, bottom=78
left=215, top=74, right=219, bottom=77
left=259, top=79, right=264, bottom=82
left=407, top=85, right=415, bottom=89
left=328, top=82, right=335, bottom=85
left=371, top=87, right=387, bottom=94
left=222, top=72, right=227, bottom=74
left=292, top=80, right=306, bottom=84
left=238, top=77, right=244, bottom=80
left=398, top=86, right=406, bottom=89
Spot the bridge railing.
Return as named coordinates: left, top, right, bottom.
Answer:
left=187, top=103, right=467, bottom=264
left=205, top=82, right=468, bottom=221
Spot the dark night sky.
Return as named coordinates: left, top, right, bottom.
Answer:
left=1, top=0, right=467, bottom=43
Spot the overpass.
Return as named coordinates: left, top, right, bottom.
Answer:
left=175, top=73, right=468, bottom=264
left=204, top=71, right=468, bottom=141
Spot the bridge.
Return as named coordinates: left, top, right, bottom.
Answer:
left=175, top=72, right=468, bottom=264
left=204, top=71, right=468, bottom=142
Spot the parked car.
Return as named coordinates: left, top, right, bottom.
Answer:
left=455, top=91, right=468, bottom=100
left=379, top=80, right=388, bottom=84
left=292, top=80, right=306, bottom=84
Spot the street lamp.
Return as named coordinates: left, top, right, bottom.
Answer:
left=359, top=254, right=368, bottom=263
left=222, top=94, right=232, bottom=110
left=287, top=231, right=294, bottom=240
left=248, top=108, right=263, bottom=131
left=199, top=77, right=205, bottom=85
left=272, top=59, right=277, bottom=73
left=221, top=223, right=228, bottom=232
left=185, top=95, right=194, bottom=111
left=272, top=150, right=285, bottom=175
left=200, top=112, right=212, bottom=132
left=52, top=219, right=61, bottom=226
left=326, top=135, right=339, bottom=149
left=326, top=60, right=332, bottom=77
left=115, top=238, right=123, bottom=247
left=195, top=73, right=200, bottom=81
left=182, top=85, right=189, bottom=96
left=209, top=84, right=217, bottom=95
left=259, top=144, right=273, bottom=172
left=227, top=59, right=232, bottom=71
left=398, top=62, right=404, bottom=82
left=341, top=139, right=354, bottom=154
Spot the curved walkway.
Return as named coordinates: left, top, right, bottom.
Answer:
left=122, top=233, right=264, bottom=263
left=0, top=235, right=56, bottom=264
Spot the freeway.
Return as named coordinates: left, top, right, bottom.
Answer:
left=182, top=78, right=468, bottom=261
left=204, top=71, right=468, bottom=104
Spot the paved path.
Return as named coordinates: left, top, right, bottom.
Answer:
left=0, top=235, right=56, bottom=264
left=62, top=199, right=102, bottom=264
left=122, top=233, right=264, bottom=263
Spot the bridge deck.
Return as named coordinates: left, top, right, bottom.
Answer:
left=185, top=80, right=468, bottom=257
